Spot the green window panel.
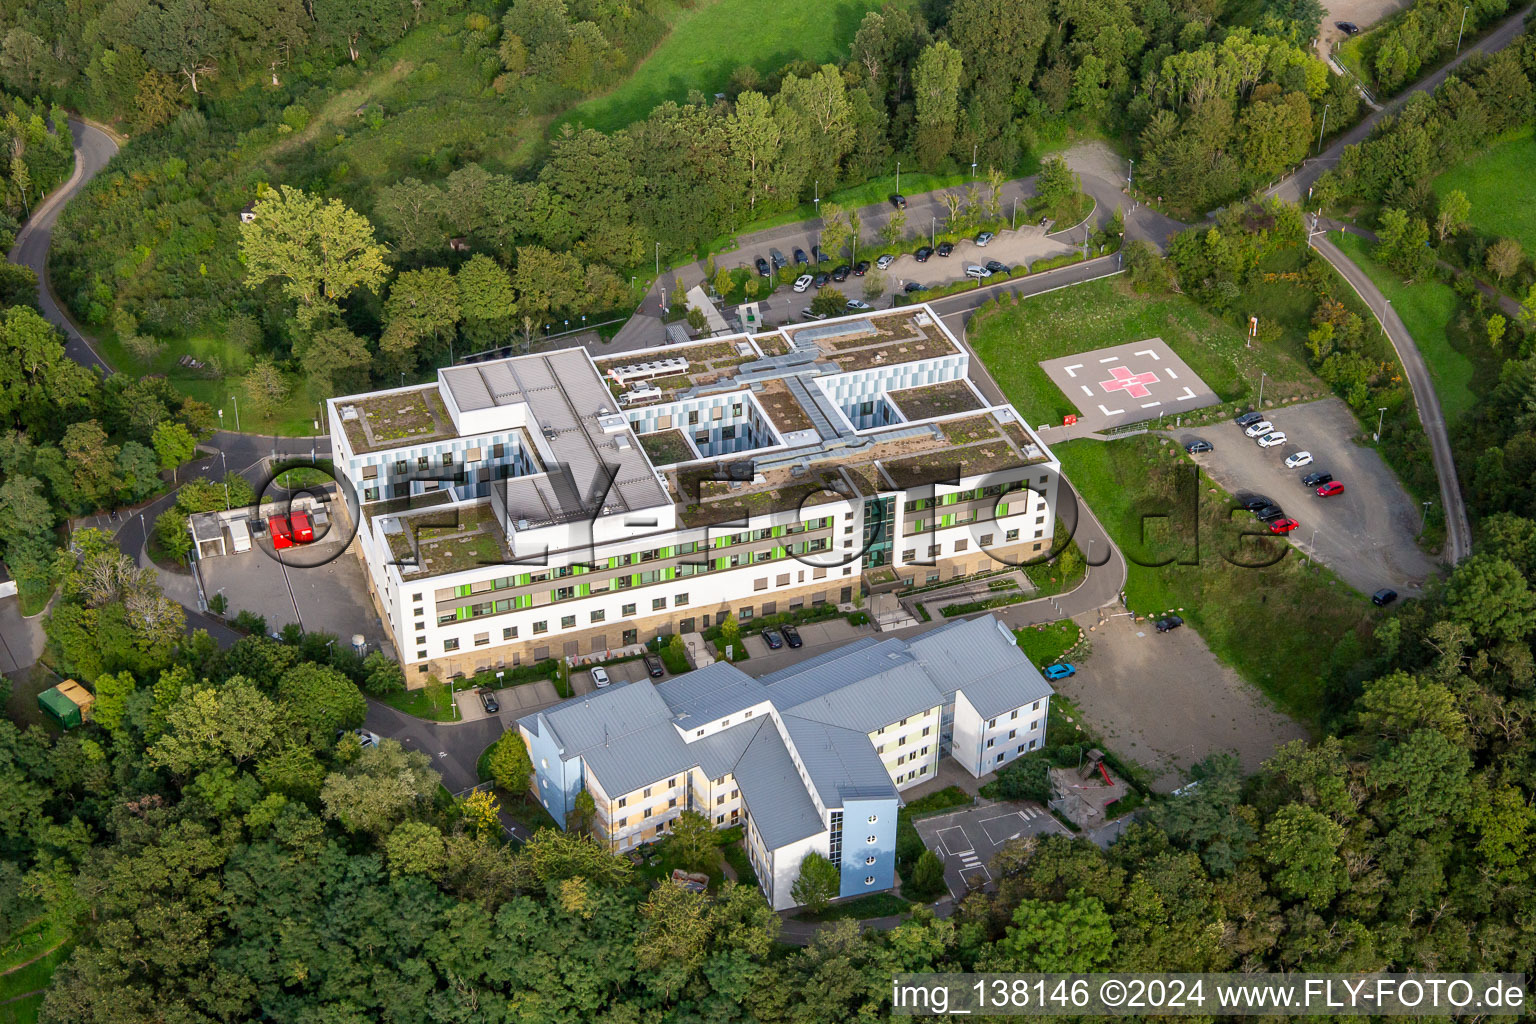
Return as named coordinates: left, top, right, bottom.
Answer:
left=455, top=584, right=472, bottom=597
left=663, top=567, right=676, bottom=581
left=576, top=584, right=590, bottom=597
left=771, top=525, right=785, bottom=538
left=456, top=607, right=470, bottom=620
left=941, top=514, right=955, bottom=527
left=716, top=556, right=730, bottom=571
left=997, top=503, right=1009, bottom=516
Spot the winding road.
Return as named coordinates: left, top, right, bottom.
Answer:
left=7, top=117, right=119, bottom=373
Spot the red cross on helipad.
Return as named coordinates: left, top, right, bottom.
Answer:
left=1098, top=365, right=1159, bottom=399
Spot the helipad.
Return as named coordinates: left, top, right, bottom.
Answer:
left=1038, top=338, right=1219, bottom=431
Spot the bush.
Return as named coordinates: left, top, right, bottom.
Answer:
left=989, top=756, right=1053, bottom=803
left=908, top=850, right=947, bottom=901
left=361, top=651, right=406, bottom=696
left=232, top=610, right=268, bottom=636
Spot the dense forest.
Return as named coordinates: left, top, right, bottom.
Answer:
left=2, top=0, right=1373, bottom=416
left=3, top=508, right=1535, bottom=1020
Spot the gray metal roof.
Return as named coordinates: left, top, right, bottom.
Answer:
left=906, top=616, right=1054, bottom=719
left=734, top=723, right=827, bottom=848
left=690, top=718, right=764, bottom=781
left=656, top=662, right=765, bottom=726
left=779, top=715, right=897, bottom=808
left=762, top=640, right=944, bottom=732
left=754, top=636, right=884, bottom=686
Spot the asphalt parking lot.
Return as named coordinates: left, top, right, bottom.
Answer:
left=914, top=801, right=1069, bottom=898
left=1177, top=397, right=1439, bottom=596
left=576, top=656, right=660, bottom=693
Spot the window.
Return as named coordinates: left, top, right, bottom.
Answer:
left=416, top=650, right=427, bottom=660
left=643, top=787, right=652, bottom=798
left=503, top=626, right=517, bottom=640
left=413, top=593, right=423, bottom=603
left=986, top=738, right=995, bottom=748
left=866, top=855, right=877, bottom=865
left=561, top=615, right=575, bottom=629
left=652, top=598, right=666, bottom=611
left=533, top=621, right=548, bottom=634
left=474, top=633, right=490, bottom=646
left=739, top=607, right=754, bottom=620
left=1011, top=710, right=1019, bottom=720
left=1006, top=529, right=1020, bottom=541
left=444, top=638, right=459, bottom=651
left=754, top=578, right=768, bottom=591
left=989, top=718, right=997, bottom=728
left=1033, top=700, right=1041, bottom=711
left=867, top=814, right=878, bottom=823
left=417, top=456, right=429, bottom=469
left=864, top=876, right=875, bottom=885
left=866, top=835, right=877, bottom=844
left=980, top=533, right=993, bottom=547
left=902, top=549, right=916, bottom=562
left=441, top=452, right=454, bottom=466
left=955, top=539, right=968, bottom=552
left=675, top=593, right=689, bottom=606
left=997, top=753, right=1005, bottom=764
left=591, top=610, right=605, bottom=623
left=618, top=796, right=627, bottom=808
left=622, top=603, right=637, bottom=617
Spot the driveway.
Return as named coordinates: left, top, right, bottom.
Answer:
left=913, top=800, right=1069, bottom=898
left=0, top=597, right=46, bottom=675
left=198, top=534, right=389, bottom=647
left=1052, top=613, right=1308, bottom=792
left=1178, top=396, right=1440, bottom=595
left=363, top=699, right=506, bottom=795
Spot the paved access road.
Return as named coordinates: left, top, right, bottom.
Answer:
left=7, top=117, right=118, bottom=373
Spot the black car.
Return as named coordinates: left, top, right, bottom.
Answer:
left=782, top=625, right=803, bottom=648
left=891, top=193, right=907, bottom=209
left=769, top=249, right=787, bottom=269
left=813, top=271, right=831, bottom=287
left=1237, top=494, right=1274, bottom=512
left=1371, top=588, right=1398, bottom=606
left=1235, top=410, right=1265, bottom=428
left=478, top=689, right=499, bottom=713
left=793, top=247, right=809, bottom=265
left=754, top=256, right=771, bottom=277
left=1302, top=471, right=1333, bottom=488
left=937, top=241, right=954, bottom=257
left=1255, top=504, right=1286, bottom=522
left=1155, top=615, right=1184, bottom=633
left=811, top=244, right=824, bottom=263
left=984, top=260, right=1007, bottom=273
left=854, top=260, right=870, bottom=276
left=904, top=281, right=924, bottom=293
left=914, top=246, right=933, bottom=262
left=643, top=652, right=665, bottom=678
left=1185, top=439, right=1214, bottom=454
left=1336, top=20, right=1360, bottom=34
left=831, top=264, right=850, bottom=282
left=762, top=629, right=785, bottom=650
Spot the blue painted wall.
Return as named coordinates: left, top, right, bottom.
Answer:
left=838, top=795, right=899, bottom=898
left=522, top=717, right=583, bottom=828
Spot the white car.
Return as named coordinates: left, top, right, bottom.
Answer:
left=1284, top=451, right=1314, bottom=469
left=1243, top=420, right=1273, bottom=437
left=845, top=299, right=872, bottom=310
left=876, top=254, right=895, bottom=269
left=591, top=667, right=611, bottom=688
left=792, top=274, right=813, bottom=293
left=965, top=264, right=992, bottom=279
left=1257, top=431, right=1287, bottom=448
left=976, top=231, right=995, bottom=246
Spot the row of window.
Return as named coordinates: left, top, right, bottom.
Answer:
left=901, top=479, right=1036, bottom=514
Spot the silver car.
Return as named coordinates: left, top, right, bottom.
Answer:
left=976, top=231, right=994, bottom=246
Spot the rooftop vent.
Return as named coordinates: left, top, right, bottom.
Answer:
left=541, top=423, right=558, bottom=441
left=339, top=404, right=359, bottom=422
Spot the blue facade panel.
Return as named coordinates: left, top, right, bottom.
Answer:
left=523, top=720, right=583, bottom=828
left=838, top=795, right=899, bottom=898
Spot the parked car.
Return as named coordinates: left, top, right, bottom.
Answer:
left=1371, top=588, right=1398, bottom=606
left=984, top=260, right=1007, bottom=274
left=1284, top=451, right=1314, bottom=469
left=1043, top=663, right=1077, bottom=680
left=479, top=689, right=500, bottom=713
left=1155, top=615, right=1184, bottom=633
left=965, top=264, right=992, bottom=279
left=1316, top=481, right=1345, bottom=497
left=846, top=299, right=872, bottom=310
left=782, top=625, right=803, bottom=648
left=1257, top=431, right=1287, bottom=447
left=1255, top=504, right=1287, bottom=522
left=643, top=652, right=665, bottom=678
left=793, top=247, right=809, bottom=265
left=914, top=246, right=933, bottom=262
left=937, top=241, right=954, bottom=257
left=832, top=264, right=851, bottom=282
left=1302, top=471, right=1333, bottom=488
left=1238, top=494, right=1275, bottom=512
left=813, top=270, right=831, bottom=287
left=801, top=307, right=829, bottom=320
left=769, top=249, right=787, bottom=268
left=338, top=728, right=381, bottom=748
left=762, top=629, right=785, bottom=650
left=793, top=274, right=813, bottom=293
left=1243, top=420, right=1274, bottom=437
left=1235, top=410, right=1265, bottom=428
left=591, top=666, right=611, bottom=688
left=976, top=231, right=995, bottom=247
left=754, top=256, right=771, bottom=277
left=903, top=281, right=925, bottom=293
left=854, top=260, right=870, bottom=276
left=890, top=193, right=907, bottom=209
left=1270, top=517, right=1300, bottom=534
left=1336, top=20, right=1360, bottom=34
left=1184, top=439, right=1214, bottom=454
left=876, top=253, right=896, bottom=269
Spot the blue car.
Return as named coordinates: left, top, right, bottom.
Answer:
left=1043, top=663, right=1077, bottom=680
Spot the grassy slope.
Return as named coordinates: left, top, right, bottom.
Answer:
left=1331, top=231, right=1478, bottom=425
left=969, top=280, right=1375, bottom=719
left=559, top=0, right=888, bottom=133
left=1432, top=126, right=1536, bottom=256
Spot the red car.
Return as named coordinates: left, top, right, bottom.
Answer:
left=1316, top=481, right=1345, bottom=497
left=1270, top=517, right=1299, bottom=534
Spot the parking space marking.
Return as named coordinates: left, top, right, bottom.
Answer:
left=935, top=826, right=971, bottom=857
left=980, top=812, right=1030, bottom=847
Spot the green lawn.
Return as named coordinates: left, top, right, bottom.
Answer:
left=1432, top=126, right=1536, bottom=258
left=967, top=277, right=1316, bottom=423
left=797, top=892, right=912, bottom=922
left=379, top=679, right=475, bottom=721
left=1049, top=435, right=1374, bottom=720
left=560, top=0, right=890, bottom=133
left=1014, top=621, right=1081, bottom=667
left=0, top=917, right=73, bottom=1024
left=1331, top=231, right=1478, bottom=425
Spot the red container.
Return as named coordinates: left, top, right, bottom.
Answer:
left=290, top=510, right=314, bottom=544
left=268, top=515, right=293, bottom=549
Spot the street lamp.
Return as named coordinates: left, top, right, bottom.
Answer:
left=1317, top=103, right=1330, bottom=153
left=228, top=394, right=241, bottom=432
left=931, top=216, right=936, bottom=247
left=655, top=241, right=660, bottom=276
left=1456, top=4, right=1471, bottom=52
left=895, top=161, right=900, bottom=197
left=1374, top=406, right=1387, bottom=442
left=1011, top=196, right=1018, bottom=230
left=1257, top=371, right=1268, bottom=409
left=1127, top=158, right=1134, bottom=185
left=814, top=179, right=820, bottom=218
left=1422, top=500, right=1432, bottom=528
left=970, top=144, right=977, bottom=178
